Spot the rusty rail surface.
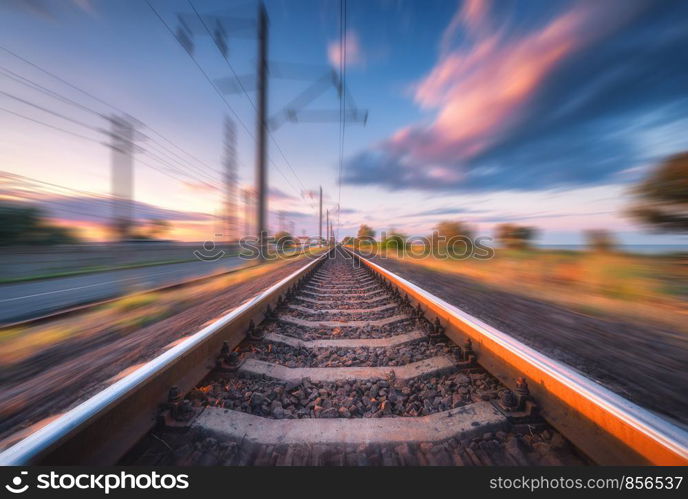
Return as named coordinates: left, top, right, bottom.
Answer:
left=343, top=247, right=688, bottom=465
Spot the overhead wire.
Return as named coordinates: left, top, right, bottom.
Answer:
left=0, top=105, right=103, bottom=144
left=147, top=0, right=309, bottom=210
left=186, top=0, right=317, bottom=213
left=0, top=44, right=224, bottom=183
left=0, top=90, right=102, bottom=132
left=1, top=3, right=332, bottom=233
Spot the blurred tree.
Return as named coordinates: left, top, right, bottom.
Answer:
left=382, top=230, right=407, bottom=250
left=0, top=203, right=78, bottom=246
left=273, top=231, right=296, bottom=248
left=148, top=219, right=171, bottom=239
left=495, top=223, right=537, bottom=250
left=431, top=220, right=474, bottom=256
left=356, top=224, right=376, bottom=242
left=355, top=224, right=375, bottom=245
left=585, top=229, right=616, bottom=252
left=131, top=219, right=172, bottom=240
left=628, top=152, right=688, bottom=232
left=342, top=236, right=355, bottom=245
left=433, top=221, right=474, bottom=240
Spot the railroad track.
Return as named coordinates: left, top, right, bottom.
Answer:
left=1, top=246, right=686, bottom=466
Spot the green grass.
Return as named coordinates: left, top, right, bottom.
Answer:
left=384, top=247, right=687, bottom=332
left=109, top=293, right=161, bottom=312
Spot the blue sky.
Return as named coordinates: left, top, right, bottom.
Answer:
left=1, top=0, right=687, bottom=245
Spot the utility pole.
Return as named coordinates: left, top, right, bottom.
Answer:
left=335, top=203, right=340, bottom=242
left=255, top=2, right=269, bottom=260
left=108, top=115, right=137, bottom=241
left=223, top=117, right=237, bottom=243
left=278, top=210, right=285, bottom=233
left=326, top=209, right=329, bottom=247
left=170, top=3, right=368, bottom=255
left=242, top=188, right=252, bottom=237
left=319, top=186, right=323, bottom=246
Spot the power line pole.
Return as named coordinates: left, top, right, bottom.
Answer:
left=278, top=210, right=285, bottom=233
left=335, top=203, right=340, bottom=242
left=107, top=115, right=137, bottom=241
left=326, top=209, right=329, bottom=247
left=166, top=3, right=367, bottom=254
left=223, top=116, right=238, bottom=243
left=255, top=2, right=268, bottom=260
left=319, top=185, right=323, bottom=246
left=242, top=188, right=252, bottom=237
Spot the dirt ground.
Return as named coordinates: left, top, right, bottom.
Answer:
left=0, top=258, right=310, bottom=448
left=370, top=256, right=688, bottom=427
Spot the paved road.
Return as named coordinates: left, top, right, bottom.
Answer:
left=0, top=257, right=248, bottom=324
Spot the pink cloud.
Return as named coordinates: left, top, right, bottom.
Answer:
left=328, top=30, right=364, bottom=68
left=440, top=0, right=492, bottom=53
left=386, top=0, right=646, bottom=174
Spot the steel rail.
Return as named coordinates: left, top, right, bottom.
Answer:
left=344, top=247, right=688, bottom=465
left=0, top=250, right=329, bottom=465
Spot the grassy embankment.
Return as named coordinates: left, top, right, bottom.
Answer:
left=355, top=243, right=687, bottom=333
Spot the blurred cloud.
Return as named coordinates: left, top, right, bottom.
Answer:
left=276, top=209, right=313, bottom=220
left=328, top=30, right=364, bottom=68
left=71, top=0, right=96, bottom=15
left=1, top=0, right=97, bottom=19
left=1, top=0, right=56, bottom=19
left=405, top=206, right=485, bottom=218
left=268, top=187, right=298, bottom=201
left=480, top=210, right=614, bottom=224
left=182, top=181, right=220, bottom=194
left=344, top=0, right=688, bottom=192
left=440, top=0, right=491, bottom=54
left=0, top=173, right=211, bottom=224
left=5, top=193, right=214, bottom=223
